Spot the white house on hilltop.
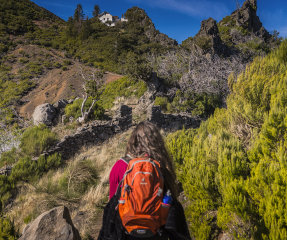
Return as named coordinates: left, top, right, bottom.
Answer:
left=98, top=11, right=128, bottom=26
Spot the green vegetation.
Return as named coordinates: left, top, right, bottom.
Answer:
left=20, top=124, right=58, bottom=156
left=167, top=40, right=287, bottom=239
left=155, top=90, right=222, bottom=117
left=0, top=125, right=60, bottom=212
left=36, top=158, right=98, bottom=200
left=64, top=97, right=105, bottom=121
left=154, top=96, right=171, bottom=112
left=194, top=36, right=212, bottom=51
left=0, top=217, right=18, bottom=240
left=218, top=15, right=251, bottom=47
left=99, top=76, right=147, bottom=109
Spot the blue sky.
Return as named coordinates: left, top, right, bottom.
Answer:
left=31, top=0, right=287, bottom=43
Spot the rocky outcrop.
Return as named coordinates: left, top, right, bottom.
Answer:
left=20, top=206, right=81, bottom=240
left=32, top=100, right=69, bottom=126
left=124, top=7, right=177, bottom=47
left=154, top=0, right=277, bottom=102
left=231, top=0, right=269, bottom=39
left=32, top=103, right=57, bottom=126
left=194, top=18, right=228, bottom=55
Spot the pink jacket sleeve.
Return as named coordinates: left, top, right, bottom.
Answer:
left=109, top=159, right=128, bottom=199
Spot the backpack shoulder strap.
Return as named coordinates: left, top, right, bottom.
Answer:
left=120, top=154, right=133, bottom=165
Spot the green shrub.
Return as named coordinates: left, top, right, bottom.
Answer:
left=168, top=90, right=222, bottom=117
left=10, top=153, right=62, bottom=182
left=53, top=62, right=62, bottom=68
left=19, top=57, right=29, bottom=64
left=63, top=60, right=72, bottom=65
left=0, top=148, right=18, bottom=168
left=167, top=40, right=287, bottom=239
left=26, top=62, right=43, bottom=75
left=20, top=125, right=58, bottom=156
left=99, top=76, right=147, bottom=109
left=64, top=97, right=105, bottom=120
left=0, top=217, right=18, bottom=239
left=154, top=96, right=171, bottom=112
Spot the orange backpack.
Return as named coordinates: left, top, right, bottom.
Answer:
left=118, top=157, right=170, bottom=238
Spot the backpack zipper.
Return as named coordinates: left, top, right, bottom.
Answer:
left=131, top=171, right=153, bottom=186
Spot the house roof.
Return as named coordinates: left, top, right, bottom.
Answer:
left=98, top=11, right=110, bottom=17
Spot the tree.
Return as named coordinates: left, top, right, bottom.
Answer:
left=125, top=52, right=152, bottom=81
left=80, top=16, right=92, bottom=40
left=74, top=4, right=84, bottom=23
left=78, top=68, right=104, bottom=123
left=93, top=5, right=100, bottom=18
left=73, top=4, right=84, bottom=35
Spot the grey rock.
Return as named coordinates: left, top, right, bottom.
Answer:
left=230, top=0, right=270, bottom=41
left=195, top=17, right=228, bottom=55
left=53, top=99, right=68, bottom=109
left=19, top=206, right=81, bottom=240
left=32, top=103, right=57, bottom=126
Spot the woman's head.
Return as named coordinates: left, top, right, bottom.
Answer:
left=126, top=121, right=177, bottom=196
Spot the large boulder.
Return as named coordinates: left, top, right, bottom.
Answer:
left=32, top=103, right=57, bottom=126
left=20, top=206, right=81, bottom=240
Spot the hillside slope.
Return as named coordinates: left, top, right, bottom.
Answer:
left=167, top=40, right=287, bottom=239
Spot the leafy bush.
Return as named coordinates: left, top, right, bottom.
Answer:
left=0, top=76, right=35, bottom=123
left=64, top=97, right=105, bottom=120
left=154, top=96, right=171, bottom=112
left=168, top=90, right=222, bottom=117
left=53, top=62, right=62, bottom=68
left=0, top=217, right=18, bottom=239
left=0, top=148, right=18, bottom=167
left=167, top=40, right=287, bottom=239
left=99, top=76, right=147, bottom=109
left=20, top=125, right=58, bottom=156
left=10, top=153, right=62, bottom=182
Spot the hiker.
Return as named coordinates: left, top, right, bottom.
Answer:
left=98, top=121, right=191, bottom=240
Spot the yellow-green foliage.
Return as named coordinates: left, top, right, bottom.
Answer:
left=0, top=153, right=61, bottom=211
left=167, top=40, right=287, bottom=239
left=0, top=217, right=18, bottom=240
left=167, top=90, right=222, bottom=117
left=154, top=96, right=171, bottom=112
left=99, top=76, right=147, bottom=109
left=20, top=124, right=58, bottom=156
left=64, top=97, right=105, bottom=120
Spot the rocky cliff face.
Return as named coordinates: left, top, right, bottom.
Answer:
left=231, top=0, right=269, bottom=38
left=152, top=0, right=278, bottom=104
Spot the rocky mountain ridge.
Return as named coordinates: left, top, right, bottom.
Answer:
left=152, top=0, right=278, bottom=112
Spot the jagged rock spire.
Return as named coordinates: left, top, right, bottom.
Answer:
left=248, top=0, right=257, bottom=10
left=233, top=0, right=269, bottom=39
left=195, top=18, right=228, bottom=55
